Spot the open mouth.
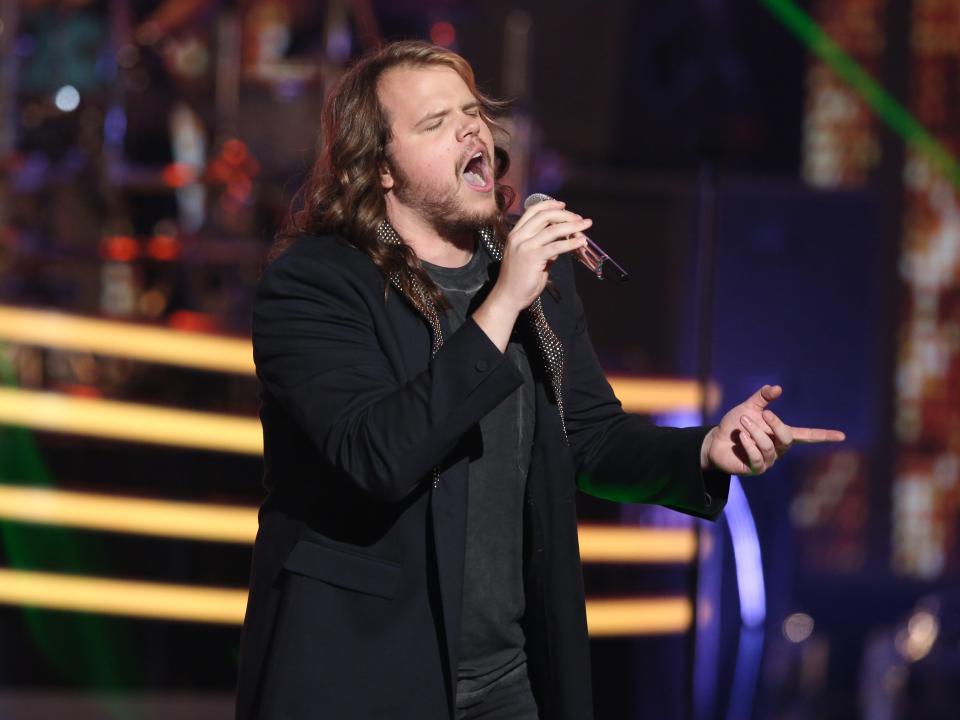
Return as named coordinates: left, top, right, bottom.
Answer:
left=461, top=150, right=493, bottom=191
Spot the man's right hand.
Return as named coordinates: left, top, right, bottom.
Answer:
left=493, top=200, right=591, bottom=313
left=472, top=200, right=591, bottom=352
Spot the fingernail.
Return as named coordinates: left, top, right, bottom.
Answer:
left=741, top=416, right=751, bottom=425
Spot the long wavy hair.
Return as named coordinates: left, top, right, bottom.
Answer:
left=272, top=41, right=515, bottom=310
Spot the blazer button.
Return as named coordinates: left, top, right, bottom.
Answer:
left=475, top=359, right=488, bottom=372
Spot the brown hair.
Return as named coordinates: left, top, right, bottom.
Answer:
left=272, top=40, right=515, bottom=310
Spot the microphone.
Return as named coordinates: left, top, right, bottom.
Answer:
left=523, top=193, right=628, bottom=283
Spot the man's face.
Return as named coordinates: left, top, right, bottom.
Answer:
left=377, top=64, right=498, bottom=237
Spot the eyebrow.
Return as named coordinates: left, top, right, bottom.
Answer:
left=415, top=101, right=481, bottom=127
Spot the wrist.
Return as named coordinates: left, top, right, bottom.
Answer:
left=472, top=288, right=521, bottom=353
left=700, top=426, right=717, bottom=471
left=483, top=286, right=524, bottom=320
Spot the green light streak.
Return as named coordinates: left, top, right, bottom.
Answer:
left=0, top=347, right=134, bottom=712
left=760, top=0, right=960, bottom=189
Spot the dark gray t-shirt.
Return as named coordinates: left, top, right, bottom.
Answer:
left=421, top=245, right=536, bottom=702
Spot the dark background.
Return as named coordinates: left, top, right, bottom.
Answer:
left=1, top=1, right=957, bottom=718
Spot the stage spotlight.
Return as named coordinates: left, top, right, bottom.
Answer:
left=895, top=609, right=939, bottom=662
left=430, top=22, right=456, bottom=48
left=54, top=85, right=80, bottom=113
left=783, top=612, right=815, bottom=643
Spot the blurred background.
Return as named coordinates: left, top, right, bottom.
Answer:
left=0, top=0, right=958, bottom=718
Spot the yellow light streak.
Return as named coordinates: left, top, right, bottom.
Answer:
left=0, top=307, right=709, bottom=413
left=0, top=307, right=714, bottom=450
left=0, top=486, right=258, bottom=544
left=578, top=524, right=697, bottom=563
left=0, top=387, right=262, bottom=455
left=0, top=485, right=696, bottom=563
left=585, top=597, right=693, bottom=636
left=609, top=376, right=721, bottom=414
left=0, top=569, right=247, bottom=625
left=0, top=568, right=689, bottom=634
left=0, top=379, right=709, bottom=460
left=0, top=305, right=254, bottom=374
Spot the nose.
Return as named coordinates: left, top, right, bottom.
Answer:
left=456, top=112, right=481, bottom=142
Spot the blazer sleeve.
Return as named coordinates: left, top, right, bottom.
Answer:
left=253, top=250, right=524, bottom=503
left=563, top=290, right=729, bottom=519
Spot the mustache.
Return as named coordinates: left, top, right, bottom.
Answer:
left=457, top=143, right=492, bottom=173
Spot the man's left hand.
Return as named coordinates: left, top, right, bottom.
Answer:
left=700, top=384, right=846, bottom=476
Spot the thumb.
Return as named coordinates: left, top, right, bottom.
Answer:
left=748, top=384, right=782, bottom=409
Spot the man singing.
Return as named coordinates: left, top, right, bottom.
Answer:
left=236, top=40, right=844, bottom=720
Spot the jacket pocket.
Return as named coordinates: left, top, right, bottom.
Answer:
left=282, top=539, right=401, bottom=599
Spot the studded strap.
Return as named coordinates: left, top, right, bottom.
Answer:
left=477, top=226, right=567, bottom=439
left=377, top=221, right=444, bottom=355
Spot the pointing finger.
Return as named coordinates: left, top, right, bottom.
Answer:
left=792, top=427, right=847, bottom=443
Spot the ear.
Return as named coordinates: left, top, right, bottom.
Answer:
left=379, top=160, right=394, bottom=190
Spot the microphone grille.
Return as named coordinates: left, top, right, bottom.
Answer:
left=523, top=192, right=554, bottom=210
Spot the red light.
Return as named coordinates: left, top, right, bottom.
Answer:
left=227, top=176, right=253, bottom=202
left=430, top=21, right=456, bottom=47
left=147, top=234, right=181, bottom=261
left=206, top=158, right=230, bottom=183
left=167, top=311, right=218, bottom=333
left=101, top=235, right=139, bottom=262
left=61, top=384, right=102, bottom=399
left=222, top=139, right=248, bottom=165
left=162, top=162, right=196, bottom=188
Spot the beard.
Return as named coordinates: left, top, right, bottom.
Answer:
left=388, top=158, right=498, bottom=238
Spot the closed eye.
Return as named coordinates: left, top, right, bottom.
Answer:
left=420, top=103, right=482, bottom=131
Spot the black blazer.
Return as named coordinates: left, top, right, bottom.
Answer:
left=236, top=233, right=729, bottom=720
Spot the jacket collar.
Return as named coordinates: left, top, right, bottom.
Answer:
left=376, top=220, right=567, bottom=438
